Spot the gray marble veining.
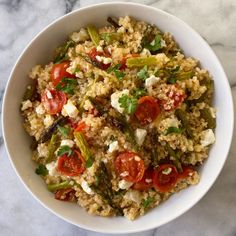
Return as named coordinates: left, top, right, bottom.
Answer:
left=0, top=0, right=235, bottom=236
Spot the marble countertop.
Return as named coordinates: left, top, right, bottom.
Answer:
left=0, top=0, right=236, bottom=235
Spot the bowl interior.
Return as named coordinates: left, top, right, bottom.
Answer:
left=2, top=3, right=234, bottom=234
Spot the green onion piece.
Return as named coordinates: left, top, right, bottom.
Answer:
left=126, top=56, right=157, bottom=68
left=200, top=108, right=216, bottom=129
left=46, top=134, right=58, bottom=164
left=87, top=25, right=100, bottom=46
left=47, top=181, right=72, bottom=192
left=74, top=131, right=94, bottom=168
left=165, top=126, right=183, bottom=135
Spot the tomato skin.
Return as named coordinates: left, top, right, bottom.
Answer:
left=55, top=188, right=76, bottom=201
left=57, top=151, right=84, bottom=176
left=153, top=164, right=178, bottom=192
left=178, top=166, right=195, bottom=179
left=135, top=96, right=160, bottom=125
left=88, top=48, right=111, bottom=70
left=132, top=167, right=153, bottom=191
left=41, top=89, right=67, bottom=114
left=75, top=121, right=87, bottom=132
left=115, top=152, right=145, bottom=183
left=51, top=61, right=76, bottom=86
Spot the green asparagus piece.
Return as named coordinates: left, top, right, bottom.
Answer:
left=200, top=108, right=216, bottom=129
left=46, top=134, right=58, bottom=163
left=165, top=144, right=183, bottom=172
left=47, top=181, right=72, bottom=192
left=54, top=40, right=75, bottom=63
left=126, top=56, right=157, bottom=68
left=101, top=32, right=123, bottom=43
left=88, top=97, right=107, bottom=115
left=87, top=25, right=100, bottom=46
left=175, top=109, right=193, bottom=139
left=74, top=131, right=94, bottom=168
left=23, top=80, right=37, bottom=101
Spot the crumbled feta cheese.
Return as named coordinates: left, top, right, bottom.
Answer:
left=81, top=180, right=94, bottom=195
left=70, top=28, right=89, bottom=42
left=37, top=143, right=48, bottom=157
left=201, top=129, right=215, bottom=147
left=118, top=179, right=133, bottom=189
left=134, top=156, right=141, bottom=161
left=124, top=190, right=141, bottom=204
left=83, top=99, right=93, bottom=111
left=61, top=100, right=79, bottom=118
left=140, top=48, right=151, bottom=57
left=168, top=117, right=180, bottom=128
left=21, top=100, right=32, bottom=111
left=135, top=128, right=147, bottom=146
left=46, top=161, right=59, bottom=176
left=35, top=104, right=45, bottom=115
left=161, top=39, right=166, bottom=47
left=61, top=139, right=74, bottom=148
left=145, top=75, right=160, bottom=88
left=95, top=55, right=112, bottom=64
left=108, top=141, right=119, bottom=153
left=96, top=45, right=104, bottom=53
left=110, top=89, right=129, bottom=113
left=46, top=90, right=53, bottom=99
left=44, top=115, right=54, bottom=128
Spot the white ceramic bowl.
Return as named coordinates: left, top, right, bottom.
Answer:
left=2, top=2, right=234, bottom=234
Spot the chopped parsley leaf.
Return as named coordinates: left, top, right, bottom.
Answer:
left=57, top=125, right=70, bottom=137
left=144, top=34, right=162, bottom=52
left=56, top=77, right=77, bottom=95
left=35, top=164, right=48, bottom=176
left=107, top=64, right=125, bottom=80
left=137, top=65, right=148, bottom=81
left=57, top=145, right=73, bottom=157
left=118, top=94, right=138, bottom=114
left=142, top=197, right=154, bottom=209
left=165, top=126, right=183, bottom=135
left=133, top=88, right=147, bottom=98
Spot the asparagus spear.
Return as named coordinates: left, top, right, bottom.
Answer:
left=87, top=25, right=100, bottom=46
left=47, top=181, right=73, bottom=192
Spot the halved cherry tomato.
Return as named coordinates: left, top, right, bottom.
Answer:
left=51, top=61, right=76, bottom=86
left=135, top=96, right=160, bottom=125
left=57, top=151, right=84, bottom=176
left=88, top=48, right=111, bottom=70
left=41, top=89, right=67, bottom=114
left=161, top=85, right=185, bottom=111
left=153, top=164, right=178, bottom=192
left=55, top=188, right=76, bottom=201
left=178, top=166, right=195, bottom=179
left=115, top=151, right=145, bottom=183
left=132, top=167, right=153, bottom=191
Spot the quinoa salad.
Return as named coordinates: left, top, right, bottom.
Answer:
left=21, top=16, right=216, bottom=220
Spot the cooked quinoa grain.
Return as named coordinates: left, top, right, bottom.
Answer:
left=21, top=16, right=216, bottom=220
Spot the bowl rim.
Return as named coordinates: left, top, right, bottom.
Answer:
left=2, top=1, right=234, bottom=234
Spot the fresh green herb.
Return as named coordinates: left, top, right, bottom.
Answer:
left=165, top=126, right=183, bottom=135
left=107, top=64, right=125, bottom=80
left=144, top=34, right=162, bottom=52
left=137, top=65, right=148, bottom=81
left=74, top=68, right=80, bottom=74
left=57, top=145, right=73, bottom=157
left=142, top=197, right=154, bottom=209
left=57, top=125, right=70, bottom=137
left=101, top=32, right=122, bottom=43
left=47, top=181, right=73, bottom=192
left=35, top=164, right=48, bottom=176
left=132, top=88, right=147, bottom=99
left=74, top=132, right=94, bottom=167
left=54, top=40, right=75, bottom=63
left=170, top=65, right=180, bottom=73
left=118, top=94, right=138, bottom=114
left=167, top=77, right=177, bottom=84
left=56, top=77, right=77, bottom=95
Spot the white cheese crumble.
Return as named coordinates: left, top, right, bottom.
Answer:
left=200, top=129, right=215, bottom=147
left=61, top=139, right=74, bottom=148
left=124, top=190, right=141, bottom=204
left=44, top=115, right=54, bottom=128
left=140, top=48, right=151, bottom=57
left=118, top=179, right=133, bottom=190
left=95, top=55, right=112, bottom=64
left=46, top=90, right=53, bottom=99
left=70, top=28, right=89, bottom=42
left=81, top=180, right=94, bottom=195
left=96, top=45, right=104, bottom=53
left=61, top=100, right=79, bottom=118
left=35, top=104, right=45, bottom=115
left=145, top=75, right=160, bottom=89
left=46, top=161, right=59, bottom=176
left=21, top=100, right=32, bottom=111
left=108, top=141, right=119, bottom=153
left=135, top=128, right=147, bottom=146
left=110, top=89, right=129, bottom=113
left=37, top=143, right=48, bottom=157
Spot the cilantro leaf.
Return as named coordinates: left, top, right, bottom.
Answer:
left=57, top=125, right=70, bottom=137
left=142, top=197, right=154, bottom=209
left=133, top=88, right=147, bottom=98
left=56, top=77, right=77, bottom=95
left=144, top=34, right=162, bottom=52
left=85, top=158, right=94, bottom=168
left=167, top=77, right=177, bottom=84
left=35, top=164, right=48, bottom=176
left=57, top=145, right=73, bottom=156
left=107, top=64, right=125, bottom=80
left=54, top=40, right=75, bottom=63
left=137, top=65, right=148, bottom=81
left=118, top=94, right=138, bottom=114
left=165, top=126, right=183, bottom=135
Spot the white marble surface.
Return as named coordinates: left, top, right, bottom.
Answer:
left=0, top=0, right=236, bottom=235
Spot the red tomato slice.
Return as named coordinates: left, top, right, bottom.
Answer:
left=132, top=167, right=153, bottom=191
left=135, top=96, right=160, bottom=125
left=57, top=151, right=84, bottom=176
left=41, top=89, right=67, bottom=115
left=178, top=166, right=195, bottom=179
left=88, top=48, right=111, bottom=70
left=75, top=121, right=87, bottom=132
left=55, top=188, right=76, bottom=201
left=153, top=164, right=178, bottom=192
left=161, top=85, right=185, bottom=111
left=51, top=61, right=76, bottom=86
left=115, top=151, right=145, bottom=183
